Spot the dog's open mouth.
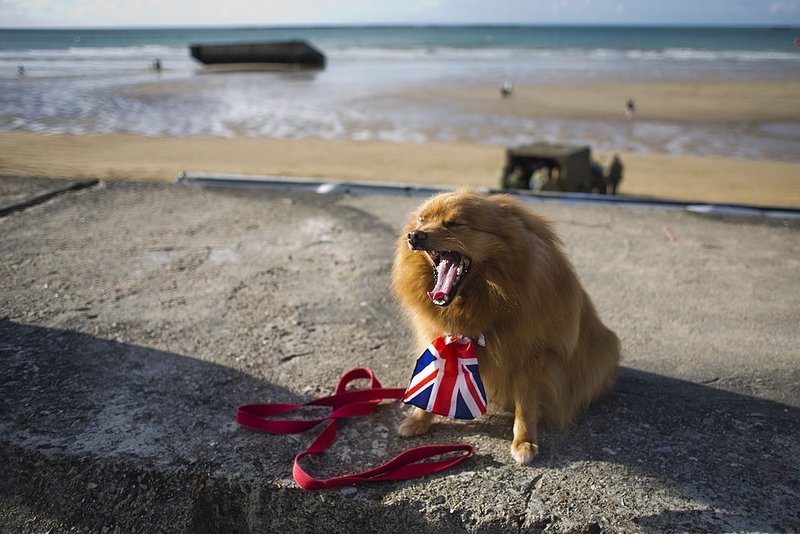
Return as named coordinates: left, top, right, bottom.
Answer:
left=427, top=251, right=471, bottom=306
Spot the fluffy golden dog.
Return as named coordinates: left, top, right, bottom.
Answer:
left=392, top=189, right=620, bottom=465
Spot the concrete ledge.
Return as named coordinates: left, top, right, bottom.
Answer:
left=176, top=171, right=800, bottom=219
left=1, top=177, right=798, bottom=532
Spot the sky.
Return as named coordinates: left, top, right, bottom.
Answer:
left=1, top=0, right=799, bottom=28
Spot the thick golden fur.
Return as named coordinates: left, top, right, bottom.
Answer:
left=392, top=189, right=620, bottom=464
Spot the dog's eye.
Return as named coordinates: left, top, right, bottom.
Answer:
left=444, top=221, right=465, bottom=229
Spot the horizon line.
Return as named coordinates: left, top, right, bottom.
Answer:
left=2, top=22, right=796, bottom=31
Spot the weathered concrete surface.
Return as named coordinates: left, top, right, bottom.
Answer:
left=1, top=176, right=798, bottom=533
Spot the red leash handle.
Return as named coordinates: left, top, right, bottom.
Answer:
left=236, top=367, right=473, bottom=490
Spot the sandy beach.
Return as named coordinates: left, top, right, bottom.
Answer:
left=3, top=132, right=800, bottom=208
left=2, top=78, right=800, bottom=208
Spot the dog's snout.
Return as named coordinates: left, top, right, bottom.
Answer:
left=407, top=229, right=428, bottom=249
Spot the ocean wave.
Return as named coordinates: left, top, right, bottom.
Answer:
left=329, top=46, right=518, bottom=61
left=0, top=45, right=185, bottom=60
left=653, top=48, right=799, bottom=62
left=0, top=45, right=193, bottom=79
left=69, top=44, right=183, bottom=58
left=327, top=45, right=800, bottom=64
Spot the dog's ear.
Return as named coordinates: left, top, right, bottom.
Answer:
left=486, top=193, right=526, bottom=216
left=487, top=194, right=562, bottom=246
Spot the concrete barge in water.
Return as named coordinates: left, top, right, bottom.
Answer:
left=189, top=40, right=325, bottom=71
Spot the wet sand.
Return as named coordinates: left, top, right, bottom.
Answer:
left=408, top=79, right=800, bottom=123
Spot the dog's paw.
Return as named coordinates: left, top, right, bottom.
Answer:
left=397, top=414, right=432, bottom=437
left=510, top=440, right=539, bottom=465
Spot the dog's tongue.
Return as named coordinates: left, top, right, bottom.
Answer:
left=428, top=252, right=460, bottom=303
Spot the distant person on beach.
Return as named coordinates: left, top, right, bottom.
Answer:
left=606, top=155, right=623, bottom=195
left=590, top=159, right=606, bottom=194
left=500, top=80, right=513, bottom=98
left=151, top=58, right=162, bottom=72
left=625, top=98, right=635, bottom=120
left=17, top=65, right=25, bottom=77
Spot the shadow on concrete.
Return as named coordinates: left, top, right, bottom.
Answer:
left=2, top=319, right=798, bottom=532
left=0, top=318, right=277, bottom=531
left=540, top=366, right=800, bottom=532
left=0, top=319, right=485, bottom=532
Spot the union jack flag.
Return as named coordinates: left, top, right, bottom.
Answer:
left=402, top=334, right=487, bottom=420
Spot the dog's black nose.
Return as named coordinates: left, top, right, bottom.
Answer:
left=407, top=230, right=427, bottom=249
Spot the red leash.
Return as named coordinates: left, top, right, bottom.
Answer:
left=236, top=367, right=473, bottom=491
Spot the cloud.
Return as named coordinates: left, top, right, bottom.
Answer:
left=550, top=0, right=570, bottom=13
left=2, top=0, right=800, bottom=28
left=412, top=0, right=441, bottom=10
left=769, top=1, right=799, bottom=14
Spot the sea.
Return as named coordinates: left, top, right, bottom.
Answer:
left=2, top=25, right=800, bottom=161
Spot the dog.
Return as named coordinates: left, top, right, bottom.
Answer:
left=392, top=189, right=620, bottom=465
